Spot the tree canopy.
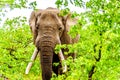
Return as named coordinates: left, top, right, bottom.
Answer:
left=0, top=0, right=120, bottom=80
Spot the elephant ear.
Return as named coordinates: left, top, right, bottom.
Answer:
left=61, top=14, right=79, bottom=44
left=29, top=10, right=42, bottom=44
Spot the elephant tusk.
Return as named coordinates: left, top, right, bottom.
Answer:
left=58, top=49, right=67, bottom=73
left=25, top=48, right=39, bottom=74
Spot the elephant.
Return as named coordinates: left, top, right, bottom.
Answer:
left=29, top=7, right=79, bottom=80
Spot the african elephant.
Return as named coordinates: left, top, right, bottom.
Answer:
left=29, top=7, right=79, bottom=80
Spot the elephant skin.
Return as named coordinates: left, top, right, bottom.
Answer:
left=29, top=7, right=79, bottom=80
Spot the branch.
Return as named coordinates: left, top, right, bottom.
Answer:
left=89, top=44, right=102, bottom=80
left=88, top=65, right=96, bottom=80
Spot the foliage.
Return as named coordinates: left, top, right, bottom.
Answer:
left=53, top=0, right=120, bottom=80
left=0, top=0, right=120, bottom=80
left=0, top=0, right=37, bottom=9
left=55, top=0, right=85, bottom=9
left=0, top=0, right=38, bottom=80
left=0, top=17, right=41, bottom=79
left=0, top=0, right=14, bottom=8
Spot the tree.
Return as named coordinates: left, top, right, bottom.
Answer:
left=53, top=0, right=120, bottom=80
left=0, top=0, right=120, bottom=80
left=0, top=0, right=40, bottom=80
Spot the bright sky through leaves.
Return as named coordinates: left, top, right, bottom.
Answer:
left=0, top=0, right=86, bottom=26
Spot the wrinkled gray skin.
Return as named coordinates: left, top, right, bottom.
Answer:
left=29, top=7, right=79, bottom=80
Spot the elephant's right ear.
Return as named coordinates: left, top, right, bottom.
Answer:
left=29, top=10, right=42, bottom=44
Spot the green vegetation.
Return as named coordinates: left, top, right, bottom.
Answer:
left=0, top=17, right=41, bottom=80
left=0, top=0, right=120, bottom=80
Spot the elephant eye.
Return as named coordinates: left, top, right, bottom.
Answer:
left=58, top=25, right=63, bottom=31
left=58, top=27, right=62, bottom=31
left=36, top=24, right=39, bottom=29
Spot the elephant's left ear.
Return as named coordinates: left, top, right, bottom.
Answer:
left=29, top=10, right=42, bottom=44
left=29, top=11, right=36, bottom=32
left=29, top=10, right=42, bottom=33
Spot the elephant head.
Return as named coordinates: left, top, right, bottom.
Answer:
left=29, top=7, right=79, bottom=80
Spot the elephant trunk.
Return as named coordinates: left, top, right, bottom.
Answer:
left=37, top=33, right=66, bottom=79
left=39, top=39, right=54, bottom=80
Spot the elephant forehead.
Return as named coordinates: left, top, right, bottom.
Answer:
left=39, top=12, right=62, bottom=27
left=37, top=10, right=63, bottom=29
left=40, top=12, right=57, bottom=21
